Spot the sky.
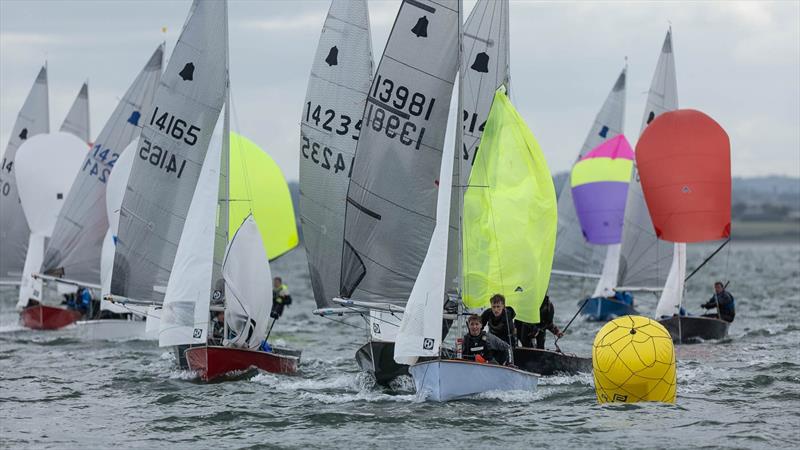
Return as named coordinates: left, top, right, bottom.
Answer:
left=1, top=0, right=798, bottom=181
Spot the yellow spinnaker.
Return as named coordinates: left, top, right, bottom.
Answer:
left=229, top=132, right=298, bottom=260
left=462, top=88, right=557, bottom=324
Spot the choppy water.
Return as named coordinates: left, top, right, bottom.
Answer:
left=1, top=241, right=798, bottom=449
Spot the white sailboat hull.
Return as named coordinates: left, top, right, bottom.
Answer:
left=73, top=319, right=154, bottom=341
left=408, top=359, right=538, bottom=402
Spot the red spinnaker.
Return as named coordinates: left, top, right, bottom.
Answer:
left=636, top=109, right=731, bottom=243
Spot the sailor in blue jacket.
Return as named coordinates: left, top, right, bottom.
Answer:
left=701, top=281, right=735, bottom=322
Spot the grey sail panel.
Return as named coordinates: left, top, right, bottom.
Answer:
left=618, top=30, right=677, bottom=288
left=60, top=82, right=91, bottom=144
left=300, top=0, right=374, bottom=308
left=341, top=0, right=459, bottom=306
left=110, top=0, right=228, bottom=303
left=445, top=0, right=510, bottom=293
left=42, top=45, right=163, bottom=286
left=553, top=68, right=626, bottom=275
left=0, top=66, right=49, bottom=283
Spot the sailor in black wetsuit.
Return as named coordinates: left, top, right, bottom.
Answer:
left=480, top=294, right=516, bottom=346
left=270, top=277, right=293, bottom=320
left=462, top=314, right=510, bottom=365
left=701, top=281, right=735, bottom=323
left=515, top=295, right=564, bottom=349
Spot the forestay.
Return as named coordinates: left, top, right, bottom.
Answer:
left=445, top=0, right=510, bottom=294
left=60, top=82, right=91, bottom=144
left=618, top=30, right=677, bottom=290
left=553, top=68, right=626, bottom=279
left=110, top=0, right=228, bottom=303
left=223, top=215, right=271, bottom=350
left=0, top=66, right=48, bottom=285
left=300, top=0, right=373, bottom=308
left=43, top=45, right=163, bottom=287
left=341, top=0, right=459, bottom=306
left=462, top=89, right=557, bottom=324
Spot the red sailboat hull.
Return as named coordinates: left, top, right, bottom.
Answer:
left=20, top=305, right=82, bottom=330
left=185, top=346, right=299, bottom=381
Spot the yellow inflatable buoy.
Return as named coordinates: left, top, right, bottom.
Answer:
left=592, top=315, right=676, bottom=404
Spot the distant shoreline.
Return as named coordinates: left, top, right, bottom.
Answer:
left=731, top=220, right=800, bottom=242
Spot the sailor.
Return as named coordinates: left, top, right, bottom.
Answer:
left=75, top=287, right=92, bottom=315
left=701, top=281, right=735, bottom=323
left=462, top=314, right=510, bottom=365
left=209, top=310, right=225, bottom=345
left=270, top=277, right=292, bottom=320
left=515, top=295, right=564, bottom=349
left=480, top=294, right=516, bottom=346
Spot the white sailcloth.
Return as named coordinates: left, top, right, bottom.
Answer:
left=300, top=0, right=374, bottom=308
left=394, top=85, right=457, bottom=365
left=553, top=68, right=627, bottom=281
left=14, top=132, right=88, bottom=307
left=43, top=46, right=163, bottom=287
left=655, top=242, right=686, bottom=318
left=222, top=215, right=271, bottom=350
left=101, top=141, right=138, bottom=313
left=0, top=66, right=49, bottom=285
left=60, top=82, right=91, bottom=144
left=110, top=0, right=228, bottom=303
left=158, top=127, right=222, bottom=347
left=618, top=30, right=677, bottom=290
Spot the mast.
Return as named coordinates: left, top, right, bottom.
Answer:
left=455, top=0, right=464, bottom=342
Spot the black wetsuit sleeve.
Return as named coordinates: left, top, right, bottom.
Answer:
left=480, top=309, right=491, bottom=328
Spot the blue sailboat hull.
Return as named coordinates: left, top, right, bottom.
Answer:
left=579, top=293, right=637, bottom=321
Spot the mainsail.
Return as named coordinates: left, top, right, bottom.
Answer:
left=617, top=30, right=677, bottom=290
left=300, top=0, right=373, bottom=308
left=553, top=68, right=626, bottom=280
left=446, top=0, right=510, bottom=294
left=341, top=0, right=459, bottom=306
left=60, top=82, right=91, bottom=144
left=0, top=66, right=49, bottom=285
left=42, top=45, right=163, bottom=286
left=110, top=0, right=228, bottom=303
left=462, top=89, right=557, bottom=324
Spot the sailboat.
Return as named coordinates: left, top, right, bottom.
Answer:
left=107, top=0, right=299, bottom=381
left=15, top=83, right=93, bottom=329
left=28, top=45, right=164, bottom=337
left=0, top=66, right=49, bottom=289
left=551, top=67, right=635, bottom=321
left=330, top=0, right=460, bottom=385
left=637, top=109, right=732, bottom=343
left=14, top=132, right=89, bottom=329
left=327, top=0, right=514, bottom=387
left=399, top=88, right=546, bottom=402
